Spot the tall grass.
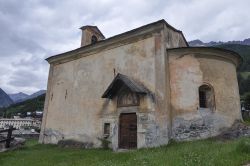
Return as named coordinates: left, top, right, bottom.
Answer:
left=0, top=138, right=249, bottom=166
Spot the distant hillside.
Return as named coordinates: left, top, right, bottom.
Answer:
left=26, top=90, right=46, bottom=100
left=9, top=90, right=46, bottom=103
left=8, top=92, right=29, bottom=103
left=0, top=88, right=13, bottom=108
left=1, top=93, right=45, bottom=117
left=189, top=38, right=250, bottom=47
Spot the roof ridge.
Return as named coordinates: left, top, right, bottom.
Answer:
left=46, top=19, right=188, bottom=63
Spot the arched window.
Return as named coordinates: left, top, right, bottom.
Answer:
left=199, top=84, right=215, bottom=109
left=91, top=35, right=98, bottom=44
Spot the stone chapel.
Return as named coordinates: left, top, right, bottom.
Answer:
left=39, top=19, right=242, bottom=150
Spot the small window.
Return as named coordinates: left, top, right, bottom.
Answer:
left=91, top=35, right=98, bottom=44
left=199, top=84, right=215, bottom=109
left=104, top=123, right=110, bottom=137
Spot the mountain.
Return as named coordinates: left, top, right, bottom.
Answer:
left=26, top=90, right=46, bottom=100
left=8, top=92, right=29, bottom=103
left=0, top=88, right=13, bottom=108
left=188, top=40, right=205, bottom=46
left=188, top=38, right=250, bottom=47
left=1, top=93, right=45, bottom=117
left=8, top=90, right=46, bottom=103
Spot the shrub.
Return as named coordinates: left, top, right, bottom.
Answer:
left=98, top=137, right=111, bottom=149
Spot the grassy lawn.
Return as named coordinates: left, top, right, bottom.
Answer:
left=0, top=138, right=250, bottom=166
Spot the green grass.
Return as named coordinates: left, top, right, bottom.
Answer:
left=0, top=138, right=250, bottom=166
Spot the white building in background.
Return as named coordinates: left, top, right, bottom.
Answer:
left=0, top=118, right=41, bottom=129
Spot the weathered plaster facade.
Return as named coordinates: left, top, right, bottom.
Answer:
left=168, top=48, right=242, bottom=140
left=39, top=20, right=242, bottom=150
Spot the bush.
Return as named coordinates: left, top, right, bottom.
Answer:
left=98, top=137, right=111, bottom=149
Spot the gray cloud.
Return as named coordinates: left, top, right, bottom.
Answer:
left=8, top=69, right=45, bottom=87
left=0, top=0, right=249, bottom=94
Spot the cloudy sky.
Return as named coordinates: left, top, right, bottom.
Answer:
left=0, top=0, right=249, bottom=94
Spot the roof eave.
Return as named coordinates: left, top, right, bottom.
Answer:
left=46, top=19, right=188, bottom=64
left=167, top=47, right=243, bottom=67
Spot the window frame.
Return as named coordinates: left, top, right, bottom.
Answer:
left=103, top=123, right=111, bottom=138
left=198, top=83, right=215, bottom=110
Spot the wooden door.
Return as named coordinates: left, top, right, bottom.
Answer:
left=119, top=113, right=137, bottom=149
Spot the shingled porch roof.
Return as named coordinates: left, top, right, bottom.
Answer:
left=101, top=73, right=149, bottom=99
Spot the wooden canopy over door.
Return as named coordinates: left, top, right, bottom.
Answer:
left=119, top=113, right=137, bottom=149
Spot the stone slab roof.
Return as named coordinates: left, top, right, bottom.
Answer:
left=102, top=73, right=149, bottom=99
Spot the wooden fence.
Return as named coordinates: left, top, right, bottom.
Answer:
left=0, top=126, right=16, bottom=148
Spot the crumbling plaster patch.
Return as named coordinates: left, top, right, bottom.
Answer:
left=168, top=51, right=241, bottom=141
left=169, top=54, right=202, bottom=114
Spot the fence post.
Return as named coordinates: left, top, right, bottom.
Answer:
left=5, top=126, right=13, bottom=148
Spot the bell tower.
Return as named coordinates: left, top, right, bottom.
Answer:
left=80, top=25, right=105, bottom=47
